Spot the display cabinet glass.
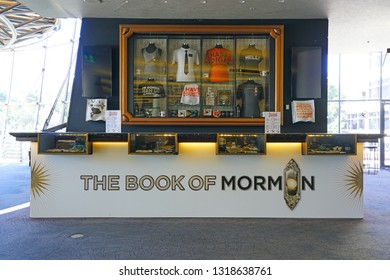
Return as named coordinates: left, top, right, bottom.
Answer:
left=120, top=24, right=284, bottom=126
left=128, top=133, right=178, bottom=154
left=38, top=133, right=92, bottom=155
left=216, top=133, right=266, bottom=155
left=302, top=134, right=357, bottom=155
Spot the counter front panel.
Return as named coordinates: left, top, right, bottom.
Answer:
left=29, top=140, right=364, bottom=218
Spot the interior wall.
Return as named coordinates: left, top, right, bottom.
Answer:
left=67, top=18, right=328, bottom=133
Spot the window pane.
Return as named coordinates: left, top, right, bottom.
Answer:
left=340, top=53, right=381, bottom=100
left=339, top=101, right=380, bottom=133
left=327, top=101, right=339, bottom=133
left=327, top=54, right=339, bottom=101
left=382, top=53, right=390, bottom=99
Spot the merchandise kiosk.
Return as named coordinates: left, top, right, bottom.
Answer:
left=12, top=132, right=379, bottom=218
left=11, top=23, right=382, bottom=219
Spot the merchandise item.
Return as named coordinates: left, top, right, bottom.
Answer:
left=205, top=44, right=233, bottom=82
left=86, top=99, right=106, bottom=121
left=236, top=79, right=264, bottom=117
left=142, top=42, right=163, bottom=74
left=138, top=78, right=165, bottom=96
left=181, top=83, right=200, bottom=105
left=205, top=87, right=215, bottom=106
left=239, top=44, right=263, bottom=73
left=172, top=45, right=200, bottom=82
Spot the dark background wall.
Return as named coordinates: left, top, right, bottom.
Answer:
left=67, top=18, right=328, bottom=133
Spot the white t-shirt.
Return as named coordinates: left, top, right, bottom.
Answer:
left=180, top=84, right=200, bottom=105
left=172, top=47, right=199, bottom=82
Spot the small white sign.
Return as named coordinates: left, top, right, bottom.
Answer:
left=292, top=100, right=315, bottom=123
left=105, top=110, right=121, bottom=133
left=263, top=112, right=281, bottom=134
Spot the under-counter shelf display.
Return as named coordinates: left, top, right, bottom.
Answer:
left=128, top=133, right=178, bottom=154
left=120, top=24, right=284, bottom=126
left=216, top=133, right=266, bottom=155
left=302, top=134, right=357, bottom=155
left=38, top=133, right=92, bottom=155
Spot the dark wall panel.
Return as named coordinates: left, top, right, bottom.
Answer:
left=67, top=18, right=328, bottom=133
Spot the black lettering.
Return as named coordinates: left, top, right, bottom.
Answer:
left=302, top=176, right=315, bottom=190
left=221, top=176, right=236, bottom=190
left=238, top=176, right=252, bottom=190
left=254, top=176, right=266, bottom=190
left=268, top=176, right=282, bottom=190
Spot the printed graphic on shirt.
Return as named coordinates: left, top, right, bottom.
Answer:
left=181, top=84, right=200, bottom=105
left=237, top=79, right=264, bottom=118
left=239, top=44, right=263, bottom=73
left=138, top=79, right=165, bottom=96
left=172, top=47, right=200, bottom=82
left=205, top=45, right=233, bottom=83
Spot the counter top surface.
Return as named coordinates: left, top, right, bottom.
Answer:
left=10, top=132, right=384, bottom=143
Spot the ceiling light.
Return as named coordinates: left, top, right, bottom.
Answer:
left=201, top=0, right=208, bottom=4
left=114, top=0, right=129, bottom=10
left=239, top=0, right=246, bottom=3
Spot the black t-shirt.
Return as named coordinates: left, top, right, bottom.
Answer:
left=138, top=79, right=165, bottom=96
left=237, top=80, right=264, bottom=117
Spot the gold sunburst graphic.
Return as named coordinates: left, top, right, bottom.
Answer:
left=344, top=161, right=363, bottom=199
left=31, top=162, right=50, bottom=198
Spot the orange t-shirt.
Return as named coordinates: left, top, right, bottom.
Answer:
left=205, top=46, right=233, bottom=82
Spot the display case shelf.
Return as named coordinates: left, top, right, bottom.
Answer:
left=216, top=133, right=266, bottom=155
left=302, top=134, right=357, bottom=155
left=128, top=133, right=178, bottom=155
left=37, top=133, right=92, bottom=155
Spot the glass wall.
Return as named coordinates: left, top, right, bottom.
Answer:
left=0, top=19, right=81, bottom=162
left=328, top=52, right=382, bottom=134
left=328, top=51, right=390, bottom=167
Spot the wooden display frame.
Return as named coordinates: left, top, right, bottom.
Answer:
left=119, top=24, right=284, bottom=126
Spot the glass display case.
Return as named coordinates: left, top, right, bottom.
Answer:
left=128, top=133, right=178, bottom=154
left=216, top=133, right=266, bottom=155
left=302, top=134, right=357, bottom=155
left=120, top=24, right=284, bottom=126
left=38, top=133, right=92, bottom=155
